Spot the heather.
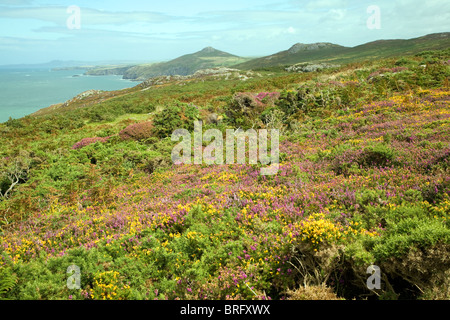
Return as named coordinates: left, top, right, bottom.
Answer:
left=72, top=136, right=110, bottom=150
left=0, top=50, right=449, bottom=300
left=119, top=122, right=154, bottom=141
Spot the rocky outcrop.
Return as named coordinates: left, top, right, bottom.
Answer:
left=73, top=90, right=102, bottom=99
left=137, top=67, right=255, bottom=90
left=60, top=90, right=103, bottom=107
left=192, top=67, right=240, bottom=77
left=287, top=42, right=339, bottom=54
left=285, top=63, right=340, bottom=73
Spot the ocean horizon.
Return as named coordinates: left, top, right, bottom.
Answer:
left=0, top=68, right=137, bottom=123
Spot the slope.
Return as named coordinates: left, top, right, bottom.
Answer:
left=234, top=32, right=450, bottom=70
left=121, top=47, right=250, bottom=80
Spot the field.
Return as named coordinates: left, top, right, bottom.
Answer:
left=0, top=49, right=449, bottom=300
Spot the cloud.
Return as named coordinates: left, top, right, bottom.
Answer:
left=324, top=8, right=347, bottom=21
left=0, top=6, right=173, bottom=26
left=194, top=9, right=305, bottom=25
left=0, top=0, right=32, bottom=5
left=0, top=0, right=448, bottom=65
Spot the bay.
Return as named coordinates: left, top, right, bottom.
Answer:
left=0, top=68, right=136, bottom=123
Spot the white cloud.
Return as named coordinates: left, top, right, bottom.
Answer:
left=0, top=6, right=172, bottom=26
left=0, top=0, right=32, bottom=5
left=0, top=0, right=448, bottom=64
left=328, top=9, right=346, bottom=20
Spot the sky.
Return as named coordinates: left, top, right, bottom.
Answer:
left=0, top=0, right=449, bottom=65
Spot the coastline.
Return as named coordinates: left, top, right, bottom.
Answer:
left=0, top=69, right=137, bottom=123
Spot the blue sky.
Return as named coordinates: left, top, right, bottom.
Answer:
left=0, top=0, right=449, bottom=65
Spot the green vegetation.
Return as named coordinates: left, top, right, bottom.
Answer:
left=235, top=32, right=450, bottom=70
left=86, top=47, right=252, bottom=81
left=0, top=46, right=449, bottom=300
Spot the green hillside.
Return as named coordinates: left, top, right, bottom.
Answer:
left=234, top=33, right=450, bottom=70
left=85, top=65, right=140, bottom=76
left=234, top=42, right=348, bottom=70
left=84, top=47, right=250, bottom=81
left=1, top=46, right=450, bottom=301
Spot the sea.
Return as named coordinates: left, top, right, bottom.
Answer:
left=0, top=68, right=137, bottom=123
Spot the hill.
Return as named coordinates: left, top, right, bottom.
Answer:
left=234, top=32, right=450, bottom=70
left=0, top=44, right=449, bottom=301
left=234, top=42, right=348, bottom=70
left=85, top=47, right=251, bottom=81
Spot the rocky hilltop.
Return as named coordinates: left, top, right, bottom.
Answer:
left=285, top=62, right=340, bottom=73
left=287, top=42, right=342, bottom=54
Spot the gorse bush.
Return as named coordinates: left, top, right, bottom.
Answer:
left=225, top=92, right=266, bottom=129
left=0, top=49, right=449, bottom=301
left=276, top=83, right=344, bottom=122
left=225, top=91, right=284, bottom=129
left=88, top=270, right=132, bottom=300
left=152, top=102, right=199, bottom=138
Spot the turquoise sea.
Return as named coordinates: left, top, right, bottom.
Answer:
left=0, top=68, right=137, bottom=123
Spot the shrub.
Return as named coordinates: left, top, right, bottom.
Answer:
left=373, top=217, right=450, bottom=263
left=142, top=154, right=170, bottom=174
left=0, top=151, right=37, bottom=199
left=356, top=189, right=387, bottom=208
left=71, top=136, right=110, bottom=150
left=327, top=144, right=361, bottom=175
left=287, top=284, right=342, bottom=300
left=87, top=108, right=117, bottom=122
left=88, top=271, right=131, bottom=300
left=288, top=243, right=346, bottom=294
left=276, top=90, right=302, bottom=117
left=420, top=269, right=450, bottom=300
left=4, top=117, right=24, bottom=129
left=232, top=93, right=260, bottom=110
left=359, top=143, right=395, bottom=167
left=395, top=58, right=413, bottom=66
left=0, top=266, right=17, bottom=299
left=255, top=92, right=280, bottom=105
left=277, top=84, right=342, bottom=119
left=226, top=92, right=275, bottom=129
left=119, top=122, right=155, bottom=141
left=378, top=241, right=450, bottom=299
left=293, top=213, right=344, bottom=250
left=152, top=103, right=199, bottom=138
left=261, top=108, right=286, bottom=132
